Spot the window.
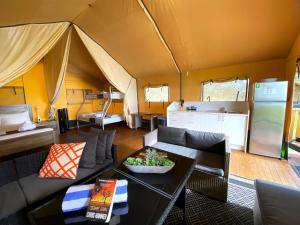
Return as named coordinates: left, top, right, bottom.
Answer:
left=145, top=85, right=169, bottom=102
left=202, top=78, right=249, bottom=102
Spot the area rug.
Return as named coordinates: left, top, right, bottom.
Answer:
left=291, top=165, right=300, bottom=178
left=164, top=179, right=255, bottom=225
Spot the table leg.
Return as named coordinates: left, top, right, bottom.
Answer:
left=175, top=186, right=186, bottom=224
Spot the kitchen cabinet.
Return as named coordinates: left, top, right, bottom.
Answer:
left=167, top=101, right=249, bottom=151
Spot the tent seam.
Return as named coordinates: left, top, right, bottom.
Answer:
left=137, top=0, right=181, bottom=75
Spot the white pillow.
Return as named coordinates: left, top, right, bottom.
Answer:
left=0, top=111, right=31, bottom=132
left=18, top=121, right=36, bottom=132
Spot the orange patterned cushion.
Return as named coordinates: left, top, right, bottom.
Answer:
left=38, top=143, right=86, bottom=179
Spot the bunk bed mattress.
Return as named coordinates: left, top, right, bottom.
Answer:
left=78, top=112, right=104, bottom=122
left=95, top=114, right=124, bottom=125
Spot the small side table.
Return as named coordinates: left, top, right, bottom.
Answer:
left=36, top=120, right=58, bottom=130
left=131, top=113, right=161, bottom=131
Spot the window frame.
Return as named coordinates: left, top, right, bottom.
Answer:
left=201, top=78, right=249, bottom=102
left=144, top=85, right=170, bottom=103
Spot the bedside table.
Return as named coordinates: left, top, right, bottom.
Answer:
left=36, top=120, right=58, bottom=130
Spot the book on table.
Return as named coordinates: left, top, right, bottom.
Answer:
left=86, top=179, right=117, bottom=223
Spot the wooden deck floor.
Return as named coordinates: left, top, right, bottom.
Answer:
left=230, top=150, right=300, bottom=188
left=60, top=123, right=300, bottom=188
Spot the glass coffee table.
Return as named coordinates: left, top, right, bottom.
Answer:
left=27, top=147, right=196, bottom=225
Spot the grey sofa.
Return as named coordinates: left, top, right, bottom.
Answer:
left=254, top=179, right=300, bottom=225
left=144, top=126, right=230, bottom=201
left=0, top=144, right=117, bottom=224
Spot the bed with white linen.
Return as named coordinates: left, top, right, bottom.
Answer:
left=0, top=104, right=54, bottom=157
left=95, top=114, right=124, bottom=126
left=77, top=111, right=104, bottom=122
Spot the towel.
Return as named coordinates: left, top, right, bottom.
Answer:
left=62, top=180, right=128, bottom=213
left=18, top=121, right=36, bottom=132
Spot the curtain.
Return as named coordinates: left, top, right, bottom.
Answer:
left=74, top=25, right=138, bottom=128
left=44, top=27, right=72, bottom=120
left=0, top=22, right=70, bottom=87
left=297, top=57, right=300, bottom=78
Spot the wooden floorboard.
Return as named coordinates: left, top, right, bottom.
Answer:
left=230, top=150, right=300, bottom=188
left=58, top=123, right=300, bottom=188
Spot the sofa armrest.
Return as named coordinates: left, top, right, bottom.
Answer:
left=225, top=135, right=231, bottom=154
left=143, top=129, right=158, bottom=147
left=111, top=144, right=118, bottom=166
left=223, top=136, right=231, bottom=178
left=254, top=179, right=300, bottom=225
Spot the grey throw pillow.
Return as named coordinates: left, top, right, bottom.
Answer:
left=95, top=133, right=108, bottom=164
left=90, top=128, right=116, bottom=159
left=66, top=131, right=98, bottom=168
left=158, top=126, right=186, bottom=146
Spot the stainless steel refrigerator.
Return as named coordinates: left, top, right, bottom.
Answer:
left=249, top=81, right=288, bottom=158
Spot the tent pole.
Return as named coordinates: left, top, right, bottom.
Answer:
left=137, top=0, right=181, bottom=75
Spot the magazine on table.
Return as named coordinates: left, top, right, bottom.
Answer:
left=86, top=179, right=117, bottom=223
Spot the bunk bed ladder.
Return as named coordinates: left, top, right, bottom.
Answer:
left=101, top=87, right=113, bottom=130
left=76, top=91, right=87, bottom=128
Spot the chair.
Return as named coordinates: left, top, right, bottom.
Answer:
left=187, top=139, right=230, bottom=202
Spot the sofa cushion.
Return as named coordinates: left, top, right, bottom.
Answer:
left=14, top=148, right=49, bottom=179
left=66, top=131, right=98, bottom=169
left=0, top=181, right=27, bottom=220
left=255, top=179, right=300, bottom=225
left=186, top=130, right=225, bottom=153
left=152, top=142, right=199, bottom=159
left=90, top=128, right=116, bottom=159
left=38, top=143, right=86, bottom=180
left=195, top=164, right=224, bottom=177
left=20, top=160, right=113, bottom=204
left=197, top=150, right=225, bottom=170
left=157, top=126, right=186, bottom=146
left=0, top=160, right=17, bottom=187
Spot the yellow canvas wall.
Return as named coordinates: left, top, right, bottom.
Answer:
left=64, top=72, right=103, bottom=120
left=0, top=62, right=49, bottom=122
left=138, top=59, right=286, bottom=115
left=286, top=32, right=300, bottom=141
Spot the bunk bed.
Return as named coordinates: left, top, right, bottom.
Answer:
left=76, top=87, right=124, bottom=129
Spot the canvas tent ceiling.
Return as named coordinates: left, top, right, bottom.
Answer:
left=0, top=0, right=300, bottom=78
left=67, top=29, right=107, bottom=84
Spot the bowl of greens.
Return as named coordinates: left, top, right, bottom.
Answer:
left=123, top=148, right=175, bottom=174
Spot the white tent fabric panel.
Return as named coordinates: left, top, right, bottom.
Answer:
left=74, top=25, right=138, bottom=128
left=0, top=22, right=70, bottom=87
left=44, top=27, right=72, bottom=120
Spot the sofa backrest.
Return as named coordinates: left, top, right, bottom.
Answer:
left=185, top=130, right=225, bottom=154
left=0, top=145, right=51, bottom=185
left=14, top=148, right=49, bottom=179
left=0, top=160, right=18, bottom=187
left=158, top=126, right=186, bottom=146
left=157, top=126, right=226, bottom=154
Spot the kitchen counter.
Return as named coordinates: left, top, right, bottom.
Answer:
left=167, top=101, right=250, bottom=151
